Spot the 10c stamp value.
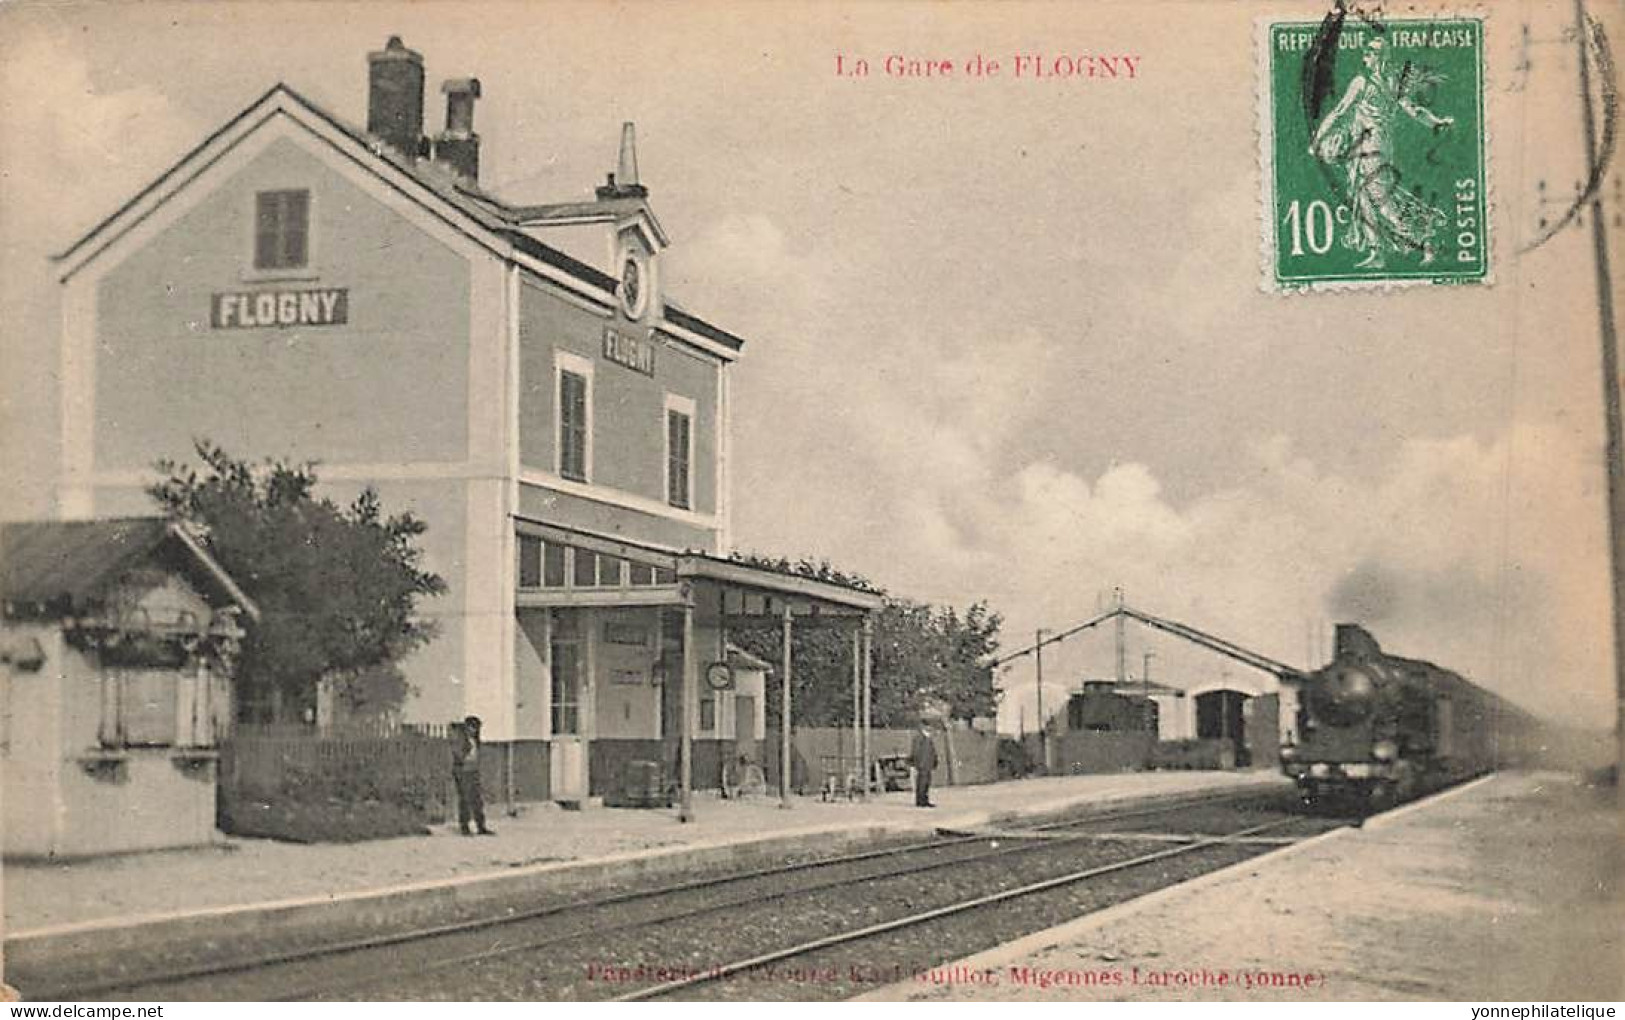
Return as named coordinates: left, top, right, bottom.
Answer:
left=1261, top=12, right=1489, bottom=290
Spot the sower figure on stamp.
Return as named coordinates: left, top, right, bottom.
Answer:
left=452, top=715, right=495, bottom=836
left=1310, top=36, right=1453, bottom=269
left=910, top=723, right=937, bottom=808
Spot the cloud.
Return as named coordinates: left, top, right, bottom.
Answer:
left=985, top=419, right=1605, bottom=729
left=671, top=210, right=1609, bottom=734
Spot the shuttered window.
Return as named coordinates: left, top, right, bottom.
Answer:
left=254, top=190, right=310, bottom=270
left=116, top=669, right=179, bottom=747
left=559, top=370, right=589, bottom=481
left=667, top=408, right=692, bottom=509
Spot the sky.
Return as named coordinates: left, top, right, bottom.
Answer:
left=1, top=0, right=1618, bottom=731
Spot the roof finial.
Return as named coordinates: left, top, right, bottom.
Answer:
left=617, top=122, right=640, bottom=189
left=597, top=122, right=649, bottom=200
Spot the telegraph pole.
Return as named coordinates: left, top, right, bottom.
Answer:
left=1142, top=649, right=1156, bottom=769
left=1035, top=628, right=1047, bottom=774
left=1114, top=586, right=1127, bottom=684
left=1572, top=0, right=1625, bottom=811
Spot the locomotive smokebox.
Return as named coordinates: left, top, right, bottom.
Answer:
left=1307, top=663, right=1379, bottom=726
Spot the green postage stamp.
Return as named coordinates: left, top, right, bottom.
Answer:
left=1260, top=12, right=1489, bottom=291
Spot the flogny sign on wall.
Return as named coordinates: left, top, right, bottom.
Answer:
left=211, top=288, right=349, bottom=329
left=603, top=325, right=656, bottom=376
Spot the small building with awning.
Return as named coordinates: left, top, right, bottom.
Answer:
left=1, top=518, right=259, bottom=857
left=515, top=523, right=882, bottom=816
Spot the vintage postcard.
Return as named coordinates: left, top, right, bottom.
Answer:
left=0, top=0, right=1620, bottom=1006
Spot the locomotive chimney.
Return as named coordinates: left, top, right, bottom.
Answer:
left=367, top=36, right=426, bottom=160
left=1334, top=623, right=1382, bottom=660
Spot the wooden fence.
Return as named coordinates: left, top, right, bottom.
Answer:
left=773, top=725, right=1000, bottom=791
left=219, top=721, right=457, bottom=827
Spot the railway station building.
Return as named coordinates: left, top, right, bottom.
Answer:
left=52, top=37, right=880, bottom=805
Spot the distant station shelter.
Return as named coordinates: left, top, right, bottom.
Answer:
left=51, top=37, right=880, bottom=807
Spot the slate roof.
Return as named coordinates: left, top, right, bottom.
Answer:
left=1, top=517, right=259, bottom=620
left=55, top=82, right=746, bottom=354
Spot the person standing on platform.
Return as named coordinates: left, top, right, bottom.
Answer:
left=452, top=715, right=495, bottom=836
left=910, top=722, right=938, bottom=808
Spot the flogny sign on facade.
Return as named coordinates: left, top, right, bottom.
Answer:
left=603, top=325, right=657, bottom=376
left=211, top=288, right=349, bottom=329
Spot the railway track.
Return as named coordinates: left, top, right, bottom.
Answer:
left=29, top=788, right=1339, bottom=1001
left=616, top=816, right=1304, bottom=1001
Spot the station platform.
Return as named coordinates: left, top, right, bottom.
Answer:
left=863, top=771, right=1624, bottom=1002
left=2, top=769, right=1282, bottom=943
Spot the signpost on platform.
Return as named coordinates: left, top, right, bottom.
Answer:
left=679, top=593, right=696, bottom=823
left=781, top=604, right=794, bottom=810
left=1143, top=649, right=1156, bottom=769
left=862, top=616, right=874, bottom=796
left=851, top=628, right=864, bottom=799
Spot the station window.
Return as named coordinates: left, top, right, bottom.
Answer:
left=526, top=542, right=673, bottom=591
left=559, top=368, right=590, bottom=482
left=543, top=543, right=566, bottom=587
left=573, top=548, right=599, bottom=587
left=254, top=189, right=310, bottom=271
left=666, top=398, right=694, bottom=510
left=518, top=535, right=543, bottom=588
left=699, top=692, right=716, bottom=733
left=551, top=642, right=581, bottom=736
left=519, top=536, right=573, bottom=589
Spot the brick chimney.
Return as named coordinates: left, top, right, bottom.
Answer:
left=367, top=36, right=426, bottom=160
left=433, top=78, right=482, bottom=182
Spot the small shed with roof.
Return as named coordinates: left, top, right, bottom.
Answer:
left=2, top=517, right=258, bottom=857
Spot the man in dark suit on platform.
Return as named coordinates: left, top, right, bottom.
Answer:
left=452, top=715, right=495, bottom=836
left=909, top=723, right=938, bottom=808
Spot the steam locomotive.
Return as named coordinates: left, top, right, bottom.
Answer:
left=1280, top=624, right=1533, bottom=807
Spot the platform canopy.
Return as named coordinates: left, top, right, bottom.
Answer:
left=513, top=518, right=881, bottom=621
left=511, top=518, right=883, bottom=819
left=678, top=555, right=882, bottom=624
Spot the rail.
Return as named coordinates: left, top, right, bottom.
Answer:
left=26, top=788, right=1281, bottom=1001
left=615, top=815, right=1304, bottom=1001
